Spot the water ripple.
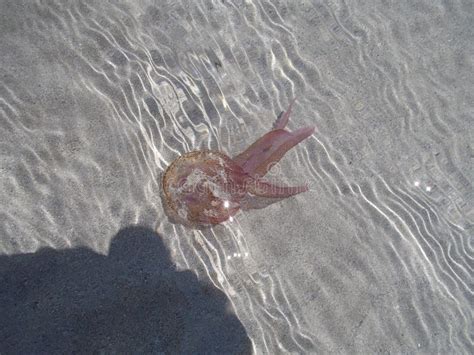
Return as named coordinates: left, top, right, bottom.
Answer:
left=0, top=0, right=472, bottom=352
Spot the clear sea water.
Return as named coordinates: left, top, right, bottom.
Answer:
left=0, top=0, right=472, bottom=353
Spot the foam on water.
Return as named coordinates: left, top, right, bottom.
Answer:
left=0, top=0, right=472, bottom=353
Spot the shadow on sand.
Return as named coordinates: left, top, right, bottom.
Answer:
left=0, top=226, right=251, bottom=354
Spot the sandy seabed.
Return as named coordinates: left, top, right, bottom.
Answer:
left=0, top=1, right=472, bottom=353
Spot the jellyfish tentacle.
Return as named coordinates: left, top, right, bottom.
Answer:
left=246, top=178, right=308, bottom=198
left=252, top=126, right=315, bottom=177
left=234, top=129, right=288, bottom=170
left=274, top=97, right=296, bottom=130
left=234, top=126, right=315, bottom=177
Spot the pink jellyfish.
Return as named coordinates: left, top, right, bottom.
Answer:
left=162, top=99, right=315, bottom=226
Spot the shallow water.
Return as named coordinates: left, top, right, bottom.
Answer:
left=0, top=0, right=472, bottom=353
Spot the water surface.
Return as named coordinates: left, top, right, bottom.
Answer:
left=0, top=0, right=472, bottom=353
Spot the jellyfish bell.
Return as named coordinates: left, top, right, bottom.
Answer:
left=162, top=151, right=246, bottom=225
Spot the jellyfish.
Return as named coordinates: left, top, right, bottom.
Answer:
left=162, top=99, right=315, bottom=226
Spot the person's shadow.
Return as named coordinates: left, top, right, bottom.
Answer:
left=0, top=226, right=251, bottom=354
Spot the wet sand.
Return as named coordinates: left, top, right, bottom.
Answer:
left=0, top=1, right=472, bottom=353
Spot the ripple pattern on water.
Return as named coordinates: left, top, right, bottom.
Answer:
left=0, top=0, right=472, bottom=353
